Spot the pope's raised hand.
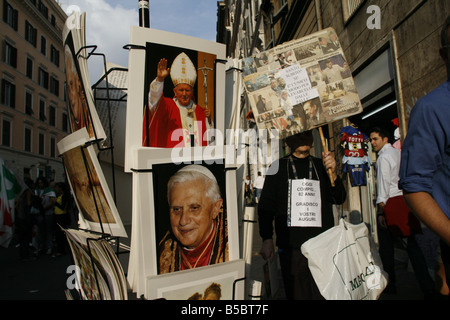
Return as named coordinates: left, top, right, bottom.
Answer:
left=157, top=58, right=170, bottom=82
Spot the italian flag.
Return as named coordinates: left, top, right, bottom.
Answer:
left=0, top=158, right=25, bottom=248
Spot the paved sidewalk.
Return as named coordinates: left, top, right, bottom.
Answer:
left=0, top=244, right=71, bottom=300
left=0, top=221, right=442, bottom=300
left=245, top=210, right=436, bottom=301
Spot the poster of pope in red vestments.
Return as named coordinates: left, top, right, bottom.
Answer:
left=125, top=27, right=226, bottom=173
left=142, top=43, right=217, bottom=148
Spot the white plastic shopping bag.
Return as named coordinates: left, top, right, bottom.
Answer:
left=301, top=219, right=388, bottom=300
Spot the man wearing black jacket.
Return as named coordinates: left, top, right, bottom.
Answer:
left=258, top=130, right=347, bottom=300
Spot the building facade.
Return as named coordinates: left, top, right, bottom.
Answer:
left=218, top=0, right=449, bottom=228
left=1, top=0, right=68, bottom=183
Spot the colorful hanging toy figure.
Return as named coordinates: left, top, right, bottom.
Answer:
left=340, top=125, right=371, bottom=187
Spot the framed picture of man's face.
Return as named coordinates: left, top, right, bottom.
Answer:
left=142, top=43, right=218, bottom=148
left=131, top=146, right=239, bottom=283
left=57, top=128, right=127, bottom=238
left=63, top=13, right=106, bottom=143
left=125, top=27, right=226, bottom=172
left=153, top=160, right=227, bottom=275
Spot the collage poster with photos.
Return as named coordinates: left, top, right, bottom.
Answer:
left=242, top=27, right=362, bottom=139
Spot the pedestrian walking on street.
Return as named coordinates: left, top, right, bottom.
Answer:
left=399, top=15, right=450, bottom=299
left=370, top=127, right=437, bottom=299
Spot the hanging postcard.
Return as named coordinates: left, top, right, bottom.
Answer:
left=57, top=128, right=127, bottom=238
left=63, top=11, right=107, bottom=142
left=243, top=27, right=362, bottom=139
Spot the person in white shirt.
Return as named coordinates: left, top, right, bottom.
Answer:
left=321, top=59, right=350, bottom=84
left=370, top=127, right=436, bottom=298
left=253, top=172, right=265, bottom=203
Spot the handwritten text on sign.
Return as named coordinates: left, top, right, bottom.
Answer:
left=279, top=64, right=319, bottom=105
left=289, top=179, right=322, bottom=227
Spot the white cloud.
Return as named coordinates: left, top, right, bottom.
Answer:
left=59, top=0, right=218, bottom=82
left=61, top=0, right=137, bottom=81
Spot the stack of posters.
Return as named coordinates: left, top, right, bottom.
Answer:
left=242, top=27, right=362, bottom=139
left=64, top=228, right=128, bottom=300
left=126, top=147, right=245, bottom=300
left=125, top=27, right=245, bottom=300
left=124, top=27, right=227, bottom=172
left=60, top=12, right=129, bottom=300
left=63, top=11, right=106, bottom=143
left=61, top=12, right=126, bottom=236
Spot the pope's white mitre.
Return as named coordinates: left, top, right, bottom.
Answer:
left=170, top=52, right=197, bottom=87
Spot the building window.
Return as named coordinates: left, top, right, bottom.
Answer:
left=50, top=45, right=60, bottom=67
left=40, top=36, right=46, bottom=55
left=62, top=112, right=68, bottom=132
left=49, top=105, right=56, bottom=126
left=50, top=135, right=56, bottom=158
left=38, top=0, right=48, bottom=19
left=38, top=67, right=49, bottom=89
left=3, top=1, right=18, bottom=30
left=1, top=79, right=16, bottom=108
left=50, top=76, right=59, bottom=96
left=50, top=14, right=56, bottom=27
left=38, top=131, right=45, bottom=155
left=25, top=90, right=33, bottom=115
left=39, top=99, right=46, bottom=121
left=3, top=41, right=17, bottom=68
left=26, top=57, right=33, bottom=79
left=1, top=118, right=12, bottom=147
left=342, top=0, right=364, bottom=23
left=25, top=21, right=37, bottom=47
left=24, top=126, right=32, bottom=152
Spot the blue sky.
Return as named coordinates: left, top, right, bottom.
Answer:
left=59, top=0, right=219, bottom=81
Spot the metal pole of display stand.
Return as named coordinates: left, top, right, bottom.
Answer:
left=139, top=0, right=150, bottom=28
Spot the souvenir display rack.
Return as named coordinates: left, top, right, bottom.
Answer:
left=62, top=45, right=130, bottom=300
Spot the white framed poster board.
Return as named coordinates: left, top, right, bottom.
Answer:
left=125, top=27, right=226, bottom=172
